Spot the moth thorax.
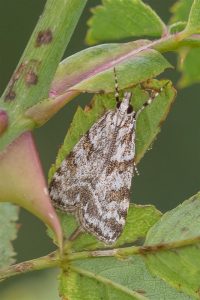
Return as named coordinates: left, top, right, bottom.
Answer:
left=119, top=92, right=132, bottom=114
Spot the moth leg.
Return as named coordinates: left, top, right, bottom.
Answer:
left=135, top=83, right=165, bottom=118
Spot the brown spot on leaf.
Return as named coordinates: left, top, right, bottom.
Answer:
left=48, top=252, right=56, bottom=259
left=25, top=70, right=38, bottom=86
left=98, top=89, right=105, bottom=94
left=181, top=227, right=188, bottom=233
left=4, top=63, right=26, bottom=102
left=36, top=29, right=53, bottom=47
left=4, top=90, right=16, bottom=101
left=9, top=63, right=26, bottom=86
left=14, top=262, right=33, bottom=273
left=196, top=288, right=200, bottom=296
left=16, top=223, right=22, bottom=230
left=139, top=243, right=166, bottom=254
left=136, top=290, right=146, bottom=295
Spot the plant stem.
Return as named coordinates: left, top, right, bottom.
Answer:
left=143, top=31, right=200, bottom=54
left=67, top=235, right=200, bottom=261
left=0, top=251, right=60, bottom=281
left=1, top=235, right=200, bottom=281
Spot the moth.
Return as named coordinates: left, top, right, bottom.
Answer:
left=49, top=69, right=162, bottom=244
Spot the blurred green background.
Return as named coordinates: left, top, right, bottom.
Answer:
left=1, top=0, right=200, bottom=299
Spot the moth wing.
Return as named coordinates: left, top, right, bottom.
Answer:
left=78, top=118, right=136, bottom=243
left=78, top=163, right=134, bottom=243
left=49, top=153, right=82, bottom=212
left=49, top=110, right=117, bottom=211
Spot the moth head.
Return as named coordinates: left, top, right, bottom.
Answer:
left=118, top=92, right=133, bottom=115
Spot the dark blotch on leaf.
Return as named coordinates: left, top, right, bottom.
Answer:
left=181, top=227, right=189, bottom=232
left=25, top=70, right=38, bottom=86
left=36, top=29, right=53, bottom=47
left=14, top=262, right=34, bottom=273
left=48, top=252, right=57, bottom=258
left=4, top=90, right=16, bottom=101
left=136, top=290, right=146, bottom=295
left=196, top=288, right=200, bottom=296
left=98, top=89, right=105, bottom=94
left=4, top=63, right=26, bottom=102
left=139, top=243, right=166, bottom=254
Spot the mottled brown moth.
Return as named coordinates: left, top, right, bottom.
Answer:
left=49, top=69, right=162, bottom=244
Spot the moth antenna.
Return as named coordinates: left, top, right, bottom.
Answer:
left=135, top=85, right=164, bottom=119
left=113, top=67, right=120, bottom=103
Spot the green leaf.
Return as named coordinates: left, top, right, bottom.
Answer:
left=144, top=192, right=200, bottom=298
left=48, top=204, right=161, bottom=251
left=59, top=256, right=191, bottom=299
left=134, top=80, right=176, bottom=163
left=51, top=41, right=171, bottom=95
left=116, top=204, right=161, bottom=247
left=86, top=0, right=166, bottom=45
left=185, top=0, right=200, bottom=34
left=169, top=0, right=193, bottom=24
left=0, top=203, right=18, bottom=269
left=60, top=265, right=147, bottom=300
left=25, top=41, right=171, bottom=128
left=169, top=21, right=187, bottom=34
left=178, top=47, right=200, bottom=87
